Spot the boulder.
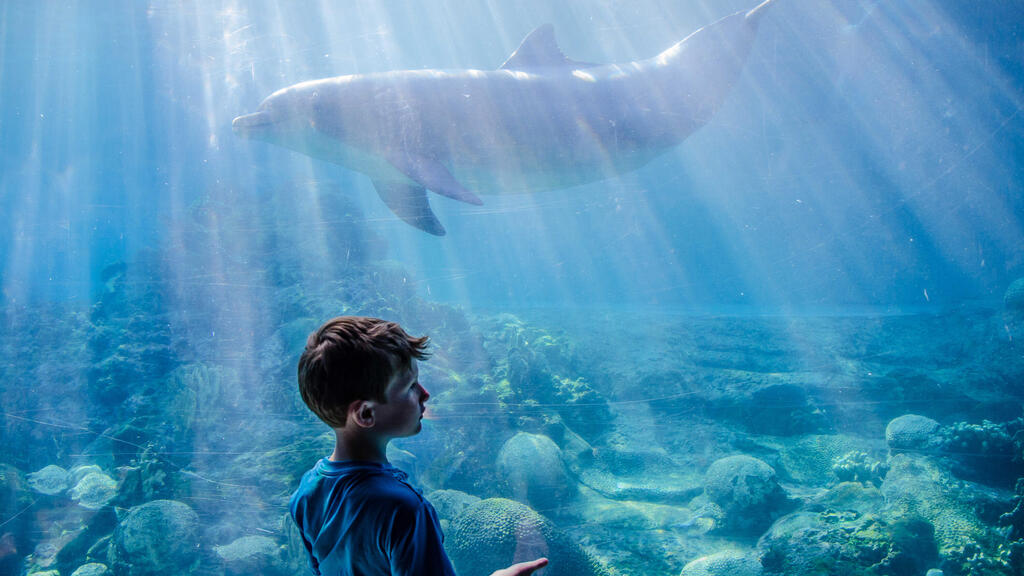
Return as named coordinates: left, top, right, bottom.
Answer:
left=758, top=510, right=937, bottom=576
left=214, top=535, right=287, bottom=576
left=70, top=563, right=109, bottom=576
left=70, top=471, right=118, bottom=509
left=108, top=500, right=200, bottom=576
left=496, top=433, right=575, bottom=513
left=703, top=455, right=788, bottom=535
left=427, top=489, right=481, bottom=524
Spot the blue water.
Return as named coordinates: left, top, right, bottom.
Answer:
left=2, top=1, right=1024, bottom=575
left=2, top=0, right=1021, bottom=310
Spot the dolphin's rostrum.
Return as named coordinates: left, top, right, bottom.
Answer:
left=233, top=0, right=774, bottom=235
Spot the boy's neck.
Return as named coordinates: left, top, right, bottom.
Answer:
left=330, top=428, right=389, bottom=464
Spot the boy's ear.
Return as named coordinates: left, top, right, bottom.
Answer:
left=348, top=400, right=376, bottom=428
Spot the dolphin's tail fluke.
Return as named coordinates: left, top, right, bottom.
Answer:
left=745, top=0, right=775, bottom=25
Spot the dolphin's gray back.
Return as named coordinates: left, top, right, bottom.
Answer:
left=308, top=8, right=761, bottom=193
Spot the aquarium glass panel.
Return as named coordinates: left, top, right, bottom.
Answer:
left=2, top=1, right=1023, bottom=575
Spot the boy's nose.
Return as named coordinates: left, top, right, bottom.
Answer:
left=418, top=383, right=430, bottom=402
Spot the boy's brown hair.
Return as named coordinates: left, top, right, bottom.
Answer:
left=298, top=316, right=429, bottom=428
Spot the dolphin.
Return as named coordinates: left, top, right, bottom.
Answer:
left=233, top=0, right=774, bottom=235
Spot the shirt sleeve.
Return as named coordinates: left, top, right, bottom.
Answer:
left=289, top=492, right=322, bottom=576
left=387, top=500, right=457, bottom=576
left=300, top=531, right=322, bottom=576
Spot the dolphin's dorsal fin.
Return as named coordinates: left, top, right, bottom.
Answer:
left=500, top=24, right=596, bottom=70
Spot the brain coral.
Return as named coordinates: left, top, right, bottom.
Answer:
left=885, top=414, right=942, bottom=454
left=448, top=498, right=608, bottom=576
left=680, top=550, right=764, bottom=576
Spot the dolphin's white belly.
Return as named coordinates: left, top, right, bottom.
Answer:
left=282, top=129, right=409, bottom=183
left=449, top=145, right=667, bottom=195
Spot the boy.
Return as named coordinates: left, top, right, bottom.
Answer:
left=290, top=316, right=549, bottom=576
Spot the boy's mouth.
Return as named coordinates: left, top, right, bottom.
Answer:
left=421, top=406, right=434, bottom=420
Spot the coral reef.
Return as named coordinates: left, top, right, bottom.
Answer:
left=939, top=418, right=1024, bottom=488
left=5, top=236, right=1024, bottom=576
left=833, top=451, right=890, bottom=487
left=479, top=315, right=613, bottom=442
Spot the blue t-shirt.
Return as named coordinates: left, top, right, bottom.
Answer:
left=289, top=458, right=457, bottom=576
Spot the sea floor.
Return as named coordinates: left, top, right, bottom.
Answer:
left=4, top=299, right=1024, bottom=576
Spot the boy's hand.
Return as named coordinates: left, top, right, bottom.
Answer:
left=489, top=557, right=549, bottom=576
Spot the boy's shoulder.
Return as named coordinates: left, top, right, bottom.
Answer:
left=351, top=465, right=427, bottom=508
left=297, top=459, right=427, bottom=509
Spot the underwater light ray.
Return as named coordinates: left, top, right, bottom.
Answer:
left=1, top=4, right=66, bottom=305
left=735, top=3, right=892, bottom=305
left=430, top=228, right=479, bottom=305
left=595, top=178, right=703, bottom=306
left=0, top=2, right=7, bottom=110
left=848, top=3, right=1024, bottom=278
left=641, top=90, right=1022, bottom=303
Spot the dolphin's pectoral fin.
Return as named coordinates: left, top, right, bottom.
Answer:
left=384, top=152, right=484, bottom=206
left=500, top=24, right=597, bottom=71
left=373, top=180, right=446, bottom=236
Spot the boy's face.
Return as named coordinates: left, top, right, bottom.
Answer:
left=375, top=360, right=430, bottom=439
